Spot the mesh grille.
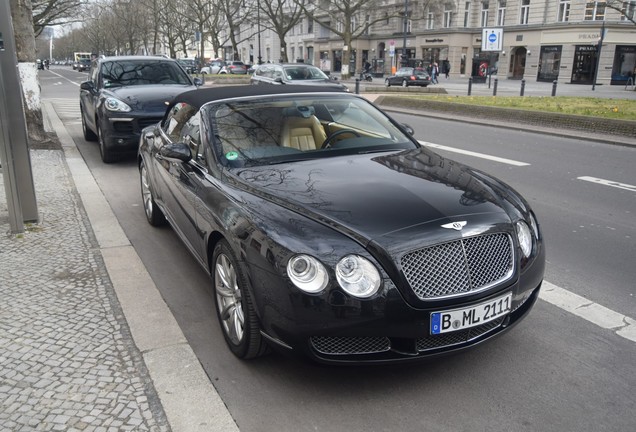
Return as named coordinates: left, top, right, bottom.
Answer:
left=310, top=336, right=391, bottom=355
left=401, top=233, right=513, bottom=299
left=416, top=317, right=504, bottom=352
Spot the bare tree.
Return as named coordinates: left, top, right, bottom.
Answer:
left=11, top=0, right=47, bottom=144
left=31, top=0, right=86, bottom=37
left=218, top=0, right=255, bottom=61
left=605, top=0, right=636, bottom=25
left=258, top=0, right=305, bottom=63
left=297, top=0, right=415, bottom=78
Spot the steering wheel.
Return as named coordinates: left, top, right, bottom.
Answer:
left=321, top=129, right=361, bottom=149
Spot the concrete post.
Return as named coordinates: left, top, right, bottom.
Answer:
left=0, top=0, right=39, bottom=232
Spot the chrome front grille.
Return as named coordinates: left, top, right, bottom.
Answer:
left=310, top=336, right=391, bottom=355
left=401, top=233, right=514, bottom=300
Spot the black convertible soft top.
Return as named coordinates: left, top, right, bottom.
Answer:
left=171, top=84, right=349, bottom=110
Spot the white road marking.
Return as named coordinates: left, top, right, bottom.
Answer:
left=419, top=141, right=530, bottom=166
left=578, top=176, right=636, bottom=192
left=48, top=70, right=81, bottom=87
left=540, top=281, right=636, bottom=343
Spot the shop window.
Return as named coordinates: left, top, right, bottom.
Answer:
left=611, top=45, right=636, bottom=85
left=538, top=46, right=562, bottom=82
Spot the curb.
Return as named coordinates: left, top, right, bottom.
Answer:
left=42, top=101, right=240, bottom=432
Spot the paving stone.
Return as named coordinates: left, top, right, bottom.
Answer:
left=0, top=151, right=170, bottom=431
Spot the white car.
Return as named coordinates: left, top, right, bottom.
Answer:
left=200, top=60, right=226, bottom=74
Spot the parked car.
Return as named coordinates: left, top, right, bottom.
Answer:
left=385, top=67, right=431, bottom=87
left=200, top=60, right=226, bottom=74
left=176, top=58, right=197, bottom=74
left=137, top=85, right=545, bottom=364
left=250, top=63, right=349, bottom=92
left=220, top=61, right=248, bottom=74
left=36, top=59, right=44, bottom=70
left=79, top=55, right=202, bottom=163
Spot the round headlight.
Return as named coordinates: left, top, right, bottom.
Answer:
left=336, top=255, right=381, bottom=298
left=287, top=255, right=328, bottom=294
left=516, top=220, right=533, bottom=258
left=105, top=97, right=132, bottom=112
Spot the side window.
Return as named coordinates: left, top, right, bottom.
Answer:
left=180, top=113, right=202, bottom=161
left=162, top=102, right=197, bottom=142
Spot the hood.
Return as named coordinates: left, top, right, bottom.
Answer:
left=233, top=148, right=512, bottom=246
left=105, top=84, right=196, bottom=112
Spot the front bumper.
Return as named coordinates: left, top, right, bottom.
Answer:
left=260, top=282, right=541, bottom=365
left=100, top=115, right=162, bottom=154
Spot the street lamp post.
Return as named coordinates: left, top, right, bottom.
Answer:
left=257, top=5, right=262, bottom=64
left=592, top=20, right=605, bottom=91
left=401, top=0, right=408, bottom=67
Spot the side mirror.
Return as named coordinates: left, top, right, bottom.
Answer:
left=80, top=81, right=94, bottom=91
left=275, top=77, right=284, bottom=83
left=193, top=77, right=203, bottom=87
left=159, top=142, right=192, bottom=162
left=402, top=123, right=415, bottom=136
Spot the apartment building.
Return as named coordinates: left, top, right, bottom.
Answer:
left=240, top=0, right=635, bottom=85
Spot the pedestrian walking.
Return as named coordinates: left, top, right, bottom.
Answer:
left=443, top=59, right=450, bottom=79
left=431, top=62, right=439, bottom=84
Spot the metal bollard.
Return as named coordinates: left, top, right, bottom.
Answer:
left=468, top=77, right=473, bottom=96
left=493, top=78, right=498, bottom=96
left=355, top=78, right=360, bottom=94
left=488, top=74, right=492, bottom=88
left=552, top=80, right=558, bottom=97
left=520, top=79, right=526, bottom=96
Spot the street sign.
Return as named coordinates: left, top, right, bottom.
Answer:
left=389, top=39, right=395, bottom=57
left=482, top=28, right=504, bottom=51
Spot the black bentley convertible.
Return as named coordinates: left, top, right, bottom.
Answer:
left=138, top=85, right=545, bottom=364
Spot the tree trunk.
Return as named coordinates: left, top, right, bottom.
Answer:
left=10, top=0, right=47, bottom=145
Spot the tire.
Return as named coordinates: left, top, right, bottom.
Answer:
left=385, top=79, right=390, bottom=87
left=139, top=160, right=166, bottom=227
left=97, top=123, right=117, bottom=164
left=402, top=79, right=408, bottom=88
left=81, top=106, right=97, bottom=141
left=213, top=240, right=269, bottom=359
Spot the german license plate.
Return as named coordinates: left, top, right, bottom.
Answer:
left=430, top=293, right=512, bottom=335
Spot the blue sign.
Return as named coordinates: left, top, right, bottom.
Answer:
left=489, top=33, right=497, bottom=43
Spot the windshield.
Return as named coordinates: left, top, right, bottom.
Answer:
left=207, top=95, right=416, bottom=168
left=283, top=66, right=330, bottom=81
left=101, top=60, right=191, bottom=87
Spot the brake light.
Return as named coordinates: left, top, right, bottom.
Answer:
left=410, top=75, right=416, bottom=80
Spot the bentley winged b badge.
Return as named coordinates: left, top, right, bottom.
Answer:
left=441, top=221, right=468, bottom=231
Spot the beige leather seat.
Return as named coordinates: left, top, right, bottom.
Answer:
left=280, top=115, right=327, bottom=151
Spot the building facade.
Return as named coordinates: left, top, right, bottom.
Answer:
left=238, top=0, right=635, bottom=85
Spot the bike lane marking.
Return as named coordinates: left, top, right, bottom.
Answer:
left=419, top=140, right=530, bottom=166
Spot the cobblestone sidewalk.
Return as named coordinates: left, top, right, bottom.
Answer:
left=0, top=150, right=170, bottom=432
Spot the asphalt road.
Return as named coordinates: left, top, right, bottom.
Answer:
left=41, top=66, right=636, bottom=432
